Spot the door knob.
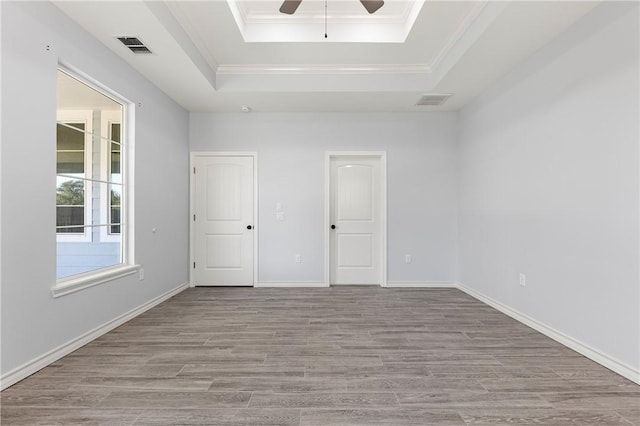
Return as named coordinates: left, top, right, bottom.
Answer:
left=331, top=224, right=336, bottom=230
left=247, top=225, right=252, bottom=230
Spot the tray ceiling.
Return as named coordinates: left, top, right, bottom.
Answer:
left=52, top=1, right=599, bottom=112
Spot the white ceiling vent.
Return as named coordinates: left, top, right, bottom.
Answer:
left=117, top=37, right=152, bottom=54
left=415, top=93, right=452, bottom=106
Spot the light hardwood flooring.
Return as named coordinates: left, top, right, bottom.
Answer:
left=1, top=287, right=638, bottom=425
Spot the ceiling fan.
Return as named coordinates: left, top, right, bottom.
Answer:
left=279, top=0, right=384, bottom=15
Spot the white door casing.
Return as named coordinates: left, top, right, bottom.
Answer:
left=327, top=153, right=386, bottom=285
left=192, top=154, right=256, bottom=286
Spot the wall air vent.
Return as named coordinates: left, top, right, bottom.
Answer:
left=116, top=37, right=152, bottom=54
left=415, top=93, right=452, bottom=106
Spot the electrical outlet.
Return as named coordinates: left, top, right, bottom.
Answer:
left=295, top=254, right=301, bottom=264
left=405, top=254, right=412, bottom=264
left=139, top=268, right=145, bottom=281
left=519, top=273, right=526, bottom=287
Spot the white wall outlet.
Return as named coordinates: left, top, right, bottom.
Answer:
left=139, top=268, right=145, bottom=281
left=295, top=254, right=301, bottom=264
left=405, top=254, right=412, bottom=264
left=519, top=273, right=526, bottom=287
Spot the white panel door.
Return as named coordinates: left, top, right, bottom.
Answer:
left=330, top=157, right=382, bottom=284
left=193, top=155, right=254, bottom=286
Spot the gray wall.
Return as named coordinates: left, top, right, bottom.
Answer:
left=190, top=112, right=459, bottom=283
left=457, top=3, right=639, bottom=372
left=1, top=2, right=190, bottom=375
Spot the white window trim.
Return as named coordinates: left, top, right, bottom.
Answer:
left=56, top=110, right=93, bottom=243
left=53, top=64, right=136, bottom=296
left=52, top=264, right=139, bottom=298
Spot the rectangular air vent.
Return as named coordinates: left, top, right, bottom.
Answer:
left=117, top=37, right=152, bottom=54
left=415, top=93, right=452, bottom=106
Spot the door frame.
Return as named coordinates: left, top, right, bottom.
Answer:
left=324, top=151, right=387, bottom=287
left=189, top=152, right=258, bottom=287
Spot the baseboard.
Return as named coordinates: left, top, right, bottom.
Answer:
left=255, top=281, right=328, bottom=288
left=456, top=282, right=640, bottom=385
left=0, top=282, right=189, bottom=390
left=387, top=281, right=457, bottom=288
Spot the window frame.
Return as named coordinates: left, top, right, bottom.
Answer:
left=53, top=65, right=137, bottom=298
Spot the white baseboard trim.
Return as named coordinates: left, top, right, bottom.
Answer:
left=387, top=281, right=457, bottom=288
left=255, top=281, right=328, bottom=288
left=456, top=282, right=640, bottom=385
left=0, top=282, right=189, bottom=391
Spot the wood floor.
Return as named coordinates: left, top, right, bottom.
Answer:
left=1, top=287, right=638, bottom=425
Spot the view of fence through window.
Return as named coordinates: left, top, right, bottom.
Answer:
left=56, top=122, right=86, bottom=233
left=56, top=69, right=125, bottom=280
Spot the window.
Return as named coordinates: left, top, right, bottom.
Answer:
left=54, top=68, right=135, bottom=295
left=109, top=123, right=122, bottom=235
left=99, top=114, right=122, bottom=242
left=56, top=112, right=93, bottom=242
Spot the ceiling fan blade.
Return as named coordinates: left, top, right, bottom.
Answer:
left=360, top=0, right=384, bottom=14
left=279, top=0, right=303, bottom=14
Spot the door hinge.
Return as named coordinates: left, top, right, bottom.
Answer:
left=193, top=214, right=196, bottom=221
left=193, top=167, right=196, bottom=174
left=193, top=262, right=196, bottom=268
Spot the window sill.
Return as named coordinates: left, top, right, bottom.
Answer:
left=52, top=264, right=140, bottom=298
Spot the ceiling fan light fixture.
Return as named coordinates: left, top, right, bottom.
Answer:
left=279, top=0, right=303, bottom=15
left=360, top=0, right=384, bottom=14
left=278, top=0, right=384, bottom=15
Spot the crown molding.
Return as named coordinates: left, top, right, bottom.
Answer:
left=429, top=0, right=488, bottom=72
left=165, top=1, right=220, bottom=71
left=227, top=0, right=425, bottom=42
left=216, top=63, right=431, bottom=75
left=233, top=0, right=416, bottom=25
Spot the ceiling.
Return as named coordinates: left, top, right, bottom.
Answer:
left=225, top=0, right=426, bottom=42
left=52, top=0, right=598, bottom=113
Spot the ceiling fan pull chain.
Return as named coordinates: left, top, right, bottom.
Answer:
left=325, top=0, right=328, bottom=39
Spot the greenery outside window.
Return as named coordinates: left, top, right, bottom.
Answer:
left=56, top=112, right=93, bottom=242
